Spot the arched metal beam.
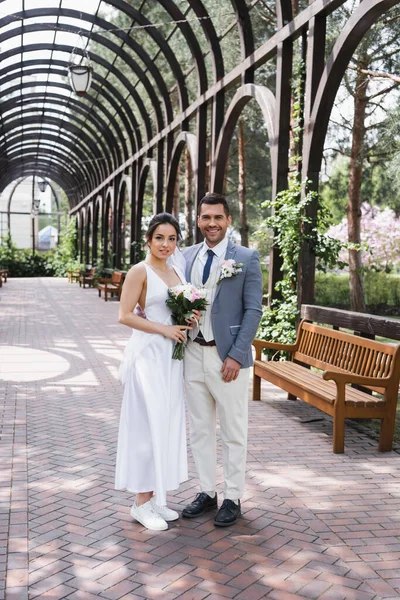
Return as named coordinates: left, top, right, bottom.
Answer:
left=135, top=160, right=158, bottom=238
left=0, top=42, right=142, bottom=149
left=92, top=194, right=103, bottom=264
left=0, top=50, right=141, bottom=155
left=6, top=175, right=61, bottom=220
left=186, top=1, right=224, bottom=82
left=3, top=82, right=128, bottom=188
left=0, top=14, right=167, bottom=133
left=0, top=85, right=128, bottom=164
left=1, top=152, right=86, bottom=189
left=0, top=116, right=106, bottom=188
left=212, top=84, right=276, bottom=193
left=302, top=0, right=400, bottom=180
left=92, top=0, right=190, bottom=114
left=1, top=103, right=115, bottom=180
left=103, top=188, right=115, bottom=268
left=4, top=152, right=88, bottom=188
left=276, top=0, right=293, bottom=27
left=2, top=163, right=80, bottom=203
left=0, top=46, right=146, bottom=150
left=151, top=0, right=208, bottom=93
left=230, top=0, right=255, bottom=83
left=116, top=176, right=132, bottom=268
left=2, top=134, right=98, bottom=188
left=165, top=132, right=198, bottom=213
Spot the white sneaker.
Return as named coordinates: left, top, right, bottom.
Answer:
left=150, top=497, right=179, bottom=522
left=130, top=500, right=168, bottom=531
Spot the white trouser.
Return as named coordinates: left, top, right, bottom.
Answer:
left=184, top=341, right=249, bottom=500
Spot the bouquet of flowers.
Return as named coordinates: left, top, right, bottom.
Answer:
left=166, top=284, right=208, bottom=360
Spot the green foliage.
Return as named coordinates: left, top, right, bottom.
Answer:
left=0, top=219, right=82, bottom=278
left=256, top=179, right=347, bottom=354
left=47, top=217, right=80, bottom=276
left=130, top=240, right=146, bottom=264
left=257, top=294, right=298, bottom=359
left=315, top=272, right=400, bottom=315
left=320, top=156, right=400, bottom=225
left=263, top=179, right=346, bottom=288
left=0, top=234, right=55, bottom=277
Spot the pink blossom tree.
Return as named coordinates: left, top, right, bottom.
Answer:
left=328, top=203, right=400, bottom=272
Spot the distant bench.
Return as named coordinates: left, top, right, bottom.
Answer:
left=0, top=269, right=8, bottom=287
left=79, top=267, right=96, bottom=288
left=252, top=320, right=400, bottom=453
left=98, top=271, right=124, bottom=301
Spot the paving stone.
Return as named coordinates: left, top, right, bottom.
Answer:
left=2, top=278, right=400, bottom=600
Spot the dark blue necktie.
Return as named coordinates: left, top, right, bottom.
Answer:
left=202, top=249, right=215, bottom=284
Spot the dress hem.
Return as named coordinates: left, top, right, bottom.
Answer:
left=115, top=478, right=188, bottom=495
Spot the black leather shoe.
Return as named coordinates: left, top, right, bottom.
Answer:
left=214, top=499, right=241, bottom=527
left=182, top=492, right=218, bottom=518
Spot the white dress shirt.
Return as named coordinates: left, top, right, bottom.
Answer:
left=196, top=236, right=228, bottom=272
left=191, top=236, right=228, bottom=342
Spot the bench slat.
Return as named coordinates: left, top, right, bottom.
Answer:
left=257, top=361, right=385, bottom=408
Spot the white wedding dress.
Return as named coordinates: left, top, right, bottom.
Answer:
left=115, top=263, right=188, bottom=506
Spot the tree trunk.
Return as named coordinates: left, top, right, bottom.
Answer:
left=184, top=147, right=193, bottom=246
left=347, top=59, right=368, bottom=312
left=238, top=119, right=249, bottom=247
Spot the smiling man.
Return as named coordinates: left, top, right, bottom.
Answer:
left=182, top=192, right=263, bottom=527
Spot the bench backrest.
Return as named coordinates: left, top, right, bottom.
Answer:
left=111, top=271, right=123, bottom=285
left=294, top=321, right=400, bottom=392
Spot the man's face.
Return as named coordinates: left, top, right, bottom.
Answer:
left=197, top=203, right=232, bottom=248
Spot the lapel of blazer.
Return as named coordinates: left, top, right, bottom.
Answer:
left=185, top=244, right=202, bottom=282
left=213, top=240, right=237, bottom=303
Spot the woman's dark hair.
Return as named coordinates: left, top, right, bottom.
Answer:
left=198, top=192, right=230, bottom=217
left=146, top=212, right=182, bottom=241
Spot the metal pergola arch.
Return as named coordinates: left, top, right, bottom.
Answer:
left=0, top=41, right=145, bottom=150
left=1, top=0, right=399, bottom=302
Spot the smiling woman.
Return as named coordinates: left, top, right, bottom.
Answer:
left=115, top=212, right=192, bottom=531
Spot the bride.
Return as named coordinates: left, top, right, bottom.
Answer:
left=115, top=213, right=192, bottom=531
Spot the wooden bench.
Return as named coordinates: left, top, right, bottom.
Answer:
left=67, top=269, right=80, bottom=283
left=79, top=267, right=96, bottom=288
left=98, top=271, right=124, bottom=301
left=253, top=320, right=400, bottom=453
left=0, top=269, right=7, bottom=287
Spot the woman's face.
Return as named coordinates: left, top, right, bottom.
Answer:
left=147, top=223, right=178, bottom=260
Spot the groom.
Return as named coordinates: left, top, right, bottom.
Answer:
left=182, top=192, right=263, bottom=526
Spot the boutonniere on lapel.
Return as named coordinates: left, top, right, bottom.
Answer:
left=217, top=259, right=244, bottom=285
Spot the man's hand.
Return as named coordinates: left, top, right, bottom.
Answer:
left=221, top=357, right=241, bottom=382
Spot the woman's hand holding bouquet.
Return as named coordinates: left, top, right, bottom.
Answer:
left=166, top=284, right=208, bottom=360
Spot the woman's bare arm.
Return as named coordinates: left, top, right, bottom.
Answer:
left=118, top=264, right=190, bottom=342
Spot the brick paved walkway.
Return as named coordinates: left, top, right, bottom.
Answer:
left=1, top=278, right=400, bottom=600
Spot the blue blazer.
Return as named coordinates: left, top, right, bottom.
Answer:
left=183, top=240, right=263, bottom=368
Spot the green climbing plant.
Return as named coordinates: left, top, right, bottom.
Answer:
left=48, top=217, right=81, bottom=276
left=257, top=179, right=346, bottom=357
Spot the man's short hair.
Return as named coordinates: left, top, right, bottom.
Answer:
left=197, top=192, right=230, bottom=217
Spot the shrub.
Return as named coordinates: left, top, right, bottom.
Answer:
left=315, top=272, right=400, bottom=315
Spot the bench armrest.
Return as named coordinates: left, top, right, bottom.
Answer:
left=322, top=371, right=391, bottom=388
left=252, top=338, right=297, bottom=360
